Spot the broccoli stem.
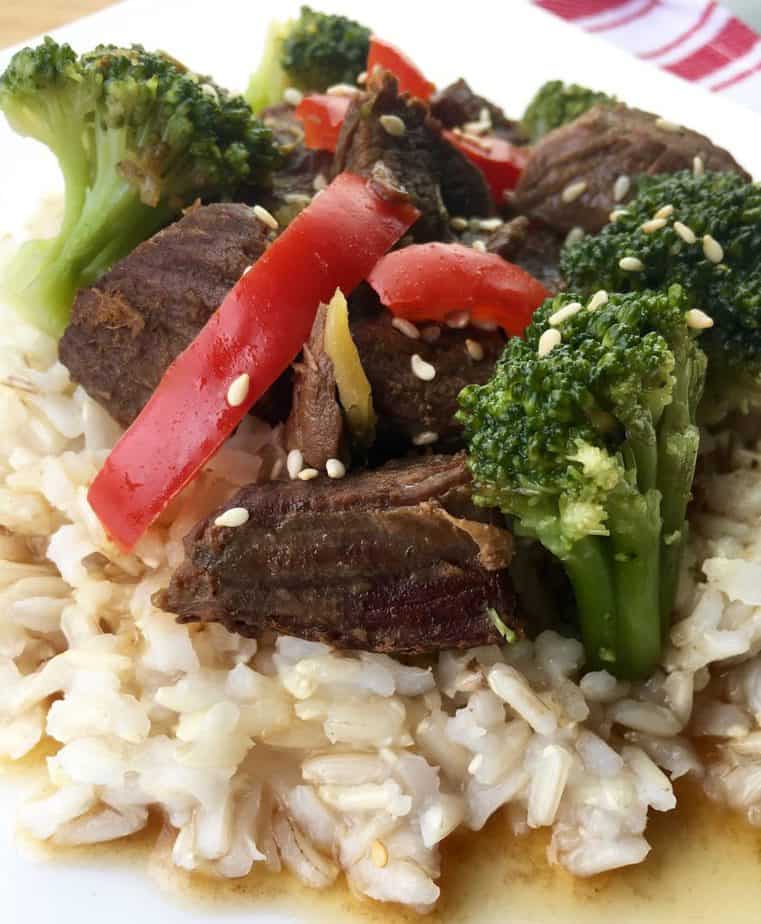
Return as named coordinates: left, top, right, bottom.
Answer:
left=563, top=536, right=617, bottom=668
left=607, top=490, right=663, bottom=679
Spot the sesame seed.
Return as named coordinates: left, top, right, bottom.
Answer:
left=253, top=204, right=278, bottom=230
left=411, top=354, right=436, bottom=381
left=466, top=339, right=485, bottom=361
left=673, top=221, right=696, bottom=245
left=413, top=430, right=439, bottom=446
left=479, top=217, right=503, bottom=231
left=468, top=753, right=484, bottom=774
left=449, top=216, right=468, bottom=231
left=298, top=467, right=320, bottom=481
left=561, top=180, right=587, bottom=203
left=654, top=204, right=674, bottom=220
left=286, top=449, right=304, bottom=480
left=283, top=192, right=312, bottom=206
left=312, top=173, right=327, bottom=191
left=463, top=120, right=490, bottom=136
left=214, top=507, right=249, bottom=528
left=391, top=317, right=420, bottom=339
left=655, top=117, right=681, bottom=132
left=226, top=373, right=250, bottom=407
left=641, top=218, right=668, bottom=234
left=613, top=175, right=630, bottom=202
left=538, top=328, right=562, bottom=357
left=446, top=310, right=470, bottom=329
left=472, top=318, right=498, bottom=332
left=453, top=127, right=493, bottom=150
left=326, top=83, right=360, bottom=97
left=326, top=458, right=346, bottom=479
left=283, top=87, right=303, bottom=106
left=371, top=840, right=388, bottom=868
left=587, top=290, right=608, bottom=312
left=609, top=209, right=628, bottom=223
left=241, top=264, right=253, bottom=277
left=471, top=239, right=487, bottom=253
left=549, top=301, right=583, bottom=326
left=270, top=458, right=284, bottom=480
left=565, top=226, right=585, bottom=246
left=420, top=325, right=441, bottom=343
left=686, top=308, right=714, bottom=330
left=702, top=234, right=723, bottom=263
left=379, top=114, right=406, bottom=136
left=619, top=256, right=644, bottom=272
left=693, top=155, right=705, bottom=177
left=357, top=70, right=368, bottom=85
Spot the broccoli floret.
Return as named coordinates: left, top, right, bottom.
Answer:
left=246, top=6, right=370, bottom=112
left=0, top=38, right=278, bottom=336
left=561, top=170, right=761, bottom=422
left=458, top=286, right=707, bottom=679
left=521, top=80, right=616, bottom=142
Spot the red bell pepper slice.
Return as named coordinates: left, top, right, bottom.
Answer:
left=295, top=93, right=351, bottom=152
left=88, top=173, right=419, bottom=549
left=366, top=243, right=548, bottom=336
left=367, top=36, right=435, bottom=101
left=444, top=130, right=530, bottom=204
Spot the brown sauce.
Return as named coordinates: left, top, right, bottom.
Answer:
left=6, top=743, right=761, bottom=924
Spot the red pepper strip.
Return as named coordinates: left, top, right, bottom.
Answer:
left=444, top=130, right=530, bottom=204
left=88, top=173, right=419, bottom=549
left=366, top=243, right=548, bottom=336
left=295, top=93, right=351, bottom=152
left=367, top=36, right=435, bottom=101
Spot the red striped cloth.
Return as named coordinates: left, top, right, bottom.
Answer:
left=534, top=1, right=761, bottom=107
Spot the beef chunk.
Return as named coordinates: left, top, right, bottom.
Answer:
left=333, top=72, right=493, bottom=241
left=512, top=104, right=751, bottom=234
left=349, top=296, right=504, bottom=450
left=285, top=303, right=345, bottom=469
left=59, top=204, right=273, bottom=428
left=258, top=103, right=333, bottom=225
left=430, top=78, right=527, bottom=145
left=161, top=454, right=516, bottom=653
left=485, top=216, right=564, bottom=294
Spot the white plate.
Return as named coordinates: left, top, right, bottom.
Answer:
left=2, top=2, right=760, bottom=921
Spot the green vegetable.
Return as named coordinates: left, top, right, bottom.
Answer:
left=0, top=38, right=278, bottom=336
left=521, top=80, right=616, bottom=142
left=458, top=286, right=707, bottom=679
left=561, top=170, right=761, bottom=423
left=246, top=6, right=371, bottom=113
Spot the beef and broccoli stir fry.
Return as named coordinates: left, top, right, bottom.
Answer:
left=1, top=5, right=757, bottom=682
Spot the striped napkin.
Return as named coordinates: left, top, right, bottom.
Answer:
left=534, top=1, right=761, bottom=109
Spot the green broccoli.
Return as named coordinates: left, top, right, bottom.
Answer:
left=458, top=286, right=707, bottom=679
left=561, top=170, right=761, bottom=423
left=521, top=80, right=616, bottom=142
left=0, top=38, right=278, bottom=336
left=246, top=6, right=371, bottom=113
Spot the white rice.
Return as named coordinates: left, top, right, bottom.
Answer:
left=2, top=306, right=761, bottom=912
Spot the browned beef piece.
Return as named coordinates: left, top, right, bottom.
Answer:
left=512, top=104, right=751, bottom=234
left=333, top=72, right=494, bottom=241
left=485, top=216, right=564, bottom=294
left=349, top=297, right=504, bottom=450
left=258, top=103, right=333, bottom=225
left=285, top=303, right=345, bottom=469
left=430, top=78, right=527, bottom=145
left=161, top=454, right=516, bottom=653
left=59, top=204, right=274, bottom=428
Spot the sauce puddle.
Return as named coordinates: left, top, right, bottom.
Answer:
left=6, top=758, right=761, bottom=923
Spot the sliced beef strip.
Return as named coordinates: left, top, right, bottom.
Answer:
left=512, top=104, right=751, bottom=234
left=332, top=72, right=494, bottom=241
left=348, top=293, right=505, bottom=450
left=285, top=303, right=345, bottom=469
left=485, top=216, right=565, bottom=295
left=257, top=103, right=333, bottom=225
left=160, top=453, right=516, bottom=653
left=59, top=203, right=275, bottom=428
left=430, top=78, right=527, bottom=145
